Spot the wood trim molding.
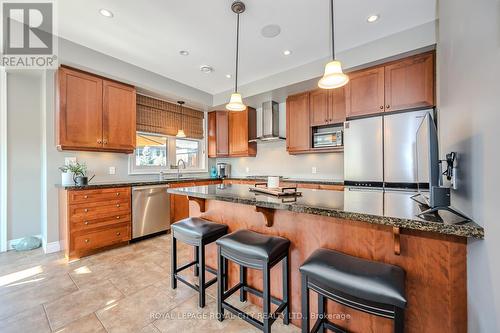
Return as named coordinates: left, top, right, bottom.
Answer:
left=0, top=68, right=7, bottom=252
left=255, top=206, right=275, bottom=227
left=188, top=196, right=206, bottom=213
left=393, top=227, right=401, bottom=255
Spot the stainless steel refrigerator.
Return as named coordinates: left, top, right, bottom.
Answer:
left=344, top=109, right=431, bottom=188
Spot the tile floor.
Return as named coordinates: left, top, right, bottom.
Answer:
left=0, top=235, right=299, bottom=333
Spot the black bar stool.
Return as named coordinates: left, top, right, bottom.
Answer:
left=171, top=217, right=228, bottom=308
left=216, top=229, right=290, bottom=333
left=300, top=248, right=407, bottom=333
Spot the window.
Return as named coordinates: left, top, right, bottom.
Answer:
left=129, top=132, right=206, bottom=174
left=176, top=139, right=201, bottom=169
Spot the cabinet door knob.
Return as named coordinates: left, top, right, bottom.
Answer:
left=116, top=204, right=120, bottom=208
left=97, top=139, right=102, bottom=144
left=386, top=105, right=390, bottom=109
left=116, top=232, right=121, bottom=236
left=103, top=139, right=108, bottom=144
left=84, top=195, right=88, bottom=199
left=380, top=106, right=384, bottom=109
left=84, top=239, right=90, bottom=243
left=116, top=192, right=120, bottom=196
left=116, top=216, right=120, bottom=219
left=84, top=221, right=89, bottom=225
left=84, top=208, right=89, bottom=213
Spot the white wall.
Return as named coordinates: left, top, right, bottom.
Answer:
left=7, top=71, right=43, bottom=240
left=437, top=0, right=500, bottom=331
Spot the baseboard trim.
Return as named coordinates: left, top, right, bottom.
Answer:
left=43, top=240, right=61, bottom=254
left=7, top=234, right=42, bottom=251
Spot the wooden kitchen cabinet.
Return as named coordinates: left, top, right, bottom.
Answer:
left=286, top=92, right=311, bottom=153
left=169, top=180, right=221, bottom=223
left=59, top=187, right=132, bottom=259
left=57, top=66, right=136, bottom=153
left=208, top=111, right=229, bottom=158
left=384, top=51, right=435, bottom=112
left=345, top=66, right=385, bottom=118
left=228, top=107, right=257, bottom=157
left=310, top=88, right=346, bottom=126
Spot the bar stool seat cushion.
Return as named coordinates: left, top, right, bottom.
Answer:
left=216, top=229, right=290, bottom=262
left=172, top=217, right=228, bottom=239
left=300, top=248, right=407, bottom=308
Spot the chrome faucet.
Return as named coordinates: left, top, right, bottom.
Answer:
left=177, top=159, right=186, bottom=179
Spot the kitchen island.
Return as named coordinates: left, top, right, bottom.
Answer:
left=168, top=184, right=482, bottom=332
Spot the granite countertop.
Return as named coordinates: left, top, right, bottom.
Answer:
left=56, top=177, right=344, bottom=190
left=167, top=184, right=484, bottom=239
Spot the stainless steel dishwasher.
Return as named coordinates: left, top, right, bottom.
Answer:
left=132, top=184, right=171, bottom=239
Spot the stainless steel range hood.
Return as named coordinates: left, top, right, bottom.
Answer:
left=250, top=101, right=285, bottom=142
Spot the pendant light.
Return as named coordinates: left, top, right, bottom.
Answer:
left=226, top=1, right=246, bottom=112
left=318, top=0, right=349, bottom=89
left=176, top=101, right=186, bottom=138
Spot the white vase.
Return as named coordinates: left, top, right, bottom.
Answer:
left=61, top=172, right=73, bottom=185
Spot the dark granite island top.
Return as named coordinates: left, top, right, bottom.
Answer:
left=167, top=184, right=483, bottom=239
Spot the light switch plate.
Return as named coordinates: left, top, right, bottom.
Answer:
left=65, top=157, right=77, bottom=166
left=312, top=167, right=317, bottom=174
left=109, top=166, right=116, bottom=175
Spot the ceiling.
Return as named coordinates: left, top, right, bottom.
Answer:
left=58, top=0, right=436, bottom=95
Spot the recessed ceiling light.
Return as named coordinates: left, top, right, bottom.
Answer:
left=225, top=74, right=232, bottom=79
left=200, top=65, right=214, bottom=73
left=283, top=50, right=292, bottom=56
left=261, top=24, right=281, bottom=38
left=367, top=14, right=380, bottom=23
left=99, top=8, right=114, bottom=18
left=179, top=50, right=189, bottom=56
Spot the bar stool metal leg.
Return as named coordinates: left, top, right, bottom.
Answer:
left=394, top=307, right=404, bottom=333
left=318, top=294, right=326, bottom=333
left=301, top=274, right=309, bottom=333
left=198, top=244, right=206, bottom=307
left=263, top=263, right=271, bottom=333
left=282, top=255, right=290, bottom=325
left=240, top=265, right=247, bottom=302
left=217, top=246, right=224, bottom=322
left=171, top=236, right=177, bottom=289
left=194, top=246, right=199, bottom=277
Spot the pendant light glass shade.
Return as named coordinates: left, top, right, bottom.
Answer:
left=318, top=60, right=349, bottom=89
left=176, top=129, right=186, bottom=138
left=318, top=0, right=348, bottom=90
left=226, top=92, right=246, bottom=111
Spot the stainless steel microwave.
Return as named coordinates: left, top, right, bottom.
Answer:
left=313, top=130, right=343, bottom=148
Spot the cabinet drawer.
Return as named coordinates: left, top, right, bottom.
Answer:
left=69, top=201, right=131, bottom=221
left=71, top=214, right=131, bottom=232
left=74, top=225, right=130, bottom=252
left=68, top=187, right=131, bottom=204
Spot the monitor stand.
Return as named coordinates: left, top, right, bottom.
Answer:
left=410, top=193, right=471, bottom=224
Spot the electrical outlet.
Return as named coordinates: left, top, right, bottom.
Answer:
left=65, top=157, right=77, bottom=166
left=245, top=167, right=250, bottom=173
left=312, top=167, right=317, bottom=174
left=109, top=166, right=116, bottom=175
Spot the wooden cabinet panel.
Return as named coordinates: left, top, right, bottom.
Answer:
left=385, top=52, right=435, bottom=111
left=345, top=67, right=385, bottom=118
left=58, top=67, right=103, bottom=150
left=69, top=201, right=131, bottom=222
left=286, top=93, right=310, bottom=153
left=71, top=214, right=131, bottom=232
left=102, top=80, right=136, bottom=152
left=73, top=225, right=130, bottom=252
left=309, top=89, right=329, bottom=126
left=330, top=86, right=346, bottom=124
left=169, top=180, right=222, bottom=223
left=228, top=107, right=256, bottom=157
left=68, top=187, right=130, bottom=204
left=208, top=111, right=229, bottom=158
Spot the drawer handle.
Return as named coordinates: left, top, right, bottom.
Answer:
left=116, top=232, right=121, bottom=236
left=116, top=216, right=120, bottom=219
left=84, top=221, right=89, bottom=225
left=116, top=204, right=120, bottom=208
left=84, top=209, right=89, bottom=213
left=85, top=239, right=90, bottom=243
left=84, top=195, right=88, bottom=199
left=116, top=192, right=120, bottom=196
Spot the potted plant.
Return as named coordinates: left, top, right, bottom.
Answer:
left=58, top=165, right=73, bottom=185
left=59, top=162, right=90, bottom=186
